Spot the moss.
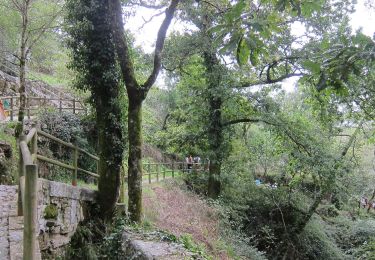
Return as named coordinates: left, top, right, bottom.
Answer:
left=44, top=204, right=58, bottom=219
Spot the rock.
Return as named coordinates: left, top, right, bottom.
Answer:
left=122, top=230, right=198, bottom=260
left=0, top=141, right=12, bottom=159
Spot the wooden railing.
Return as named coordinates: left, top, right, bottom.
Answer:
left=0, top=95, right=86, bottom=120
left=142, top=161, right=208, bottom=183
left=18, top=123, right=208, bottom=259
left=18, top=123, right=99, bottom=259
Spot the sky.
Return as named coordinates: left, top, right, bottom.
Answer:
left=126, top=0, right=375, bottom=90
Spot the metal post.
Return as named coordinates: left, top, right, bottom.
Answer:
left=59, top=98, right=62, bottom=114
left=163, top=164, right=166, bottom=179
left=73, top=99, right=76, bottom=114
left=23, top=164, right=38, bottom=260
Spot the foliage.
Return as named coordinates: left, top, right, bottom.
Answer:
left=179, top=234, right=211, bottom=259
left=0, top=123, right=18, bottom=184
left=38, top=109, right=97, bottom=181
left=65, top=0, right=125, bottom=218
left=43, top=204, right=58, bottom=219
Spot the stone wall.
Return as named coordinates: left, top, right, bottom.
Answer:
left=37, top=179, right=96, bottom=257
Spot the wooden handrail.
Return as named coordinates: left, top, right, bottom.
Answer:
left=37, top=154, right=75, bottom=170
left=20, top=141, right=33, bottom=165
left=38, top=130, right=75, bottom=148
left=26, top=128, right=37, bottom=144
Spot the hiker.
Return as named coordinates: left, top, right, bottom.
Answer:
left=360, top=196, right=367, bottom=208
left=193, top=156, right=201, bottom=164
left=187, top=155, right=193, bottom=171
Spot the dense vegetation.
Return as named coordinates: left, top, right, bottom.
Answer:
left=1, top=0, right=375, bottom=259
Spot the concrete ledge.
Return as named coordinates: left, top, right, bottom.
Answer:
left=122, top=230, right=197, bottom=260
left=39, top=178, right=96, bottom=202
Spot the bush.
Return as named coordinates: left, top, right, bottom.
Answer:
left=38, top=109, right=97, bottom=182
left=295, top=216, right=347, bottom=260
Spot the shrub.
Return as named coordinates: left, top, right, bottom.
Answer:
left=37, top=109, right=97, bottom=182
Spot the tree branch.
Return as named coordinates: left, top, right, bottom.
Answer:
left=110, top=0, right=140, bottom=91
left=142, top=0, right=179, bottom=92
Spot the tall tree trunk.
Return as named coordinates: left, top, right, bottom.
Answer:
left=127, top=97, right=143, bottom=222
left=109, top=0, right=179, bottom=222
left=97, top=101, right=124, bottom=219
left=207, top=95, right=223, bottom=198
left=15, top=1, right=30, bottom=138
left=203, top=47, right=223, bottom=199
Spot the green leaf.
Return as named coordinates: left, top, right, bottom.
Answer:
left=250, top=50, right=259, bottom=66
left=302, top=60, right=321, bottom=74
left=236, top=37, right=250, bottom=66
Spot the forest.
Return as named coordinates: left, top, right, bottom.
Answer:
left=0, top=0, right=375, bottom=259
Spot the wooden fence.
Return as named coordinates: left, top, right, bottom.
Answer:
left=18, top=123, right=99, bottom=260
left=142, top=162, right=207, bottom=183
left=17, top=122, right=207, bottom=259
left=0, top=95, right=86, bottom=120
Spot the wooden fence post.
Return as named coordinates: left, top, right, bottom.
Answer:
left=59, top=97, right=62, bottom=114
left=148, top=164, right=151, bottom=184
left=23, top=164, right=38, bottom=260
left=72, top=142, right=78, bottom=186
left=73, top=99, right=76, bottom=114
left=172, top=162, right=174, bottom=178
left=10, top=96, right=14, bottom=121
left=163, top=164, right=166, bottom=179
left=31, top=123, right=37, bottom=162
left=18, top=135, right=26, bottom=216
left=27, top=97, right=30, bottom=119
left=156, top=164, right=159, bottom=182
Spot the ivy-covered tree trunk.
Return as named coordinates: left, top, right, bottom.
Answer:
left=127, top=96, right=143, bottom=221
left=66, top=0, right=124, bottom=220
left=204, top=51, right=223, bottom=199
left=200, top=7, right=225, bottom=199
left=96, top=95, right=124, bottom=219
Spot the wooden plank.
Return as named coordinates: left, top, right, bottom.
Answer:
left=76, top=147, right=99, bottom=161
left=38, top=130, right=75, bottom=149
left=72, top=145, right=78, bottom=186
left=23, top=164, right=38, bottom=260
left=20, top=141, right=32, bottom=165
left=26, top=128, right=37, bottom=144
left=36, top=154, right=75, bottom=170
left=77, top=167, right=99, bottom=178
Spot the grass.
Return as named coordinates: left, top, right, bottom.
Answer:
left=0, top=122, right=19, bottom=184
left=28, top=71, right=70, bottom=87
left=77, top=179, right=97, bottom=190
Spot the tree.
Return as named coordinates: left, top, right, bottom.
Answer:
left=109, top=0, right=179, bottom=222
left=66, top=0, right=124, bottom=219
left=0, top=0, right=62, bottom=136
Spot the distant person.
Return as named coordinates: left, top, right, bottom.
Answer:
left=193, top=156, right=201, bottom=163
left=187, top=155, right=193, bottom=171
